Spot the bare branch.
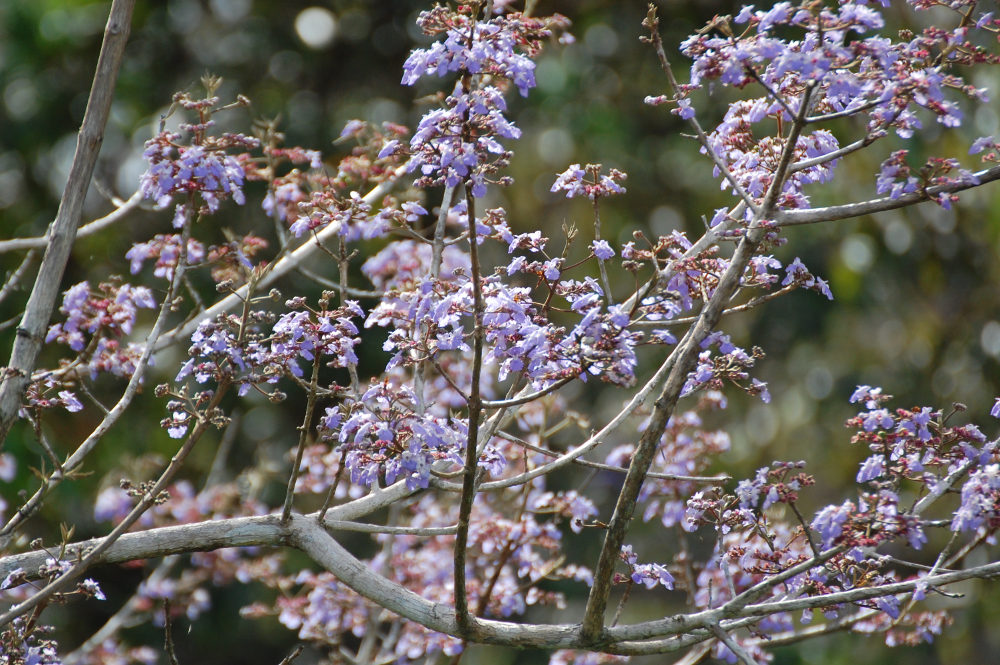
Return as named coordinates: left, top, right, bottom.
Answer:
left=775, top=165, right=1000, bottom=227
left=0, top=191, right=142, bottom=256
left=0, top=251, right=38, bottom=306
left=0, top=0, right=137, bottom=446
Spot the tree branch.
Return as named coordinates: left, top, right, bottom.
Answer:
left=775, top=165, right=1000, bottom=227
left=0, top=0, right=136, bottom=447
left=0, top=191, right=141, bottom=255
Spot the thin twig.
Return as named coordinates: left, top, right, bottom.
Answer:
left=295, top=263, right=384, bottom=298
left=0, top=191, right=141, bottom=255
left=163, top=599, right=181, bottom=665
left=0, top=251, right=38, bottom=305
left=643, top=6, right=761, bottom=218
left=1, top=212, right=190, bottom=539
left=64, top=557, right=179, bottom=665
left=278, top=645, right=304, bottom=665
left=282, top=353, right=322, bottom=522
left=707, top=623, right=758, bottom=665
left=497, top=430, right=728, bottom=483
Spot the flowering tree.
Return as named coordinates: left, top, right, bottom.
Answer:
left=1, top=0, right=1000, bottom=663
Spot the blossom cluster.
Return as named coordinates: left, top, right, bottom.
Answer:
left=165, top=297, right=364, bottom=437
left=13, top=2, right=1000, bottom=664
left=677, top=0, right=996, bottom=209
left=40, top=280, right=157, bottom=391
left=393, top=7, right=565, bottom=196
left=141, top=131, right=257, bottom=227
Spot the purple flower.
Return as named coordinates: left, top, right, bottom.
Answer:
left=991, top=397, right=1000, bottom=419
left=673, top=98, right=695, bottom=120
left=81, top=578, right=106, bottom=601
left=856, top=455, right=884, bottom=483
left=377, top=139, right=401, bottom=159
left=591, top=239, right=615, bottom=260
left=876, top=595, right=900, bottom=619
left=551, top=164, right=626, bottom=199
left=751, top=378, right=770, bottom=403
left=860, top=408, right=894, bottom=432
left=551, top=164, right=587, bottom=198
left=951, top=463, right=1000, bottom=532
left=339, top=119, right=366, bottom=139
left=58, top=391, right=83, bottom=413
left=898, top=407, right=933, bottom=442
left=876, top=151, right=919, bottom=200
left=811, top=501, right=853, bottom=548
left=734, top=5, right=755, bottom=24
left=970, top=135, right=995, bottom=155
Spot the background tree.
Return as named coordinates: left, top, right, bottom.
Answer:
left=1, top=1, right=999, bottom=664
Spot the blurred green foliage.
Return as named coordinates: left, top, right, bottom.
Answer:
left=1, top=1, right=999, bottom=663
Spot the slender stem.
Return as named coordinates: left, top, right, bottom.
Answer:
left=0, top=251, right=38, bottom=305
left=0, top=191, right=142, bottom=255
left=454, top=188, right=485, bottom=635
left=282, top=353, right=322, bottom=522
left=581, top=48, right=817, bottom=644
left=163, top=600, right=181, bottom=665
left=0, top=385, right=227, bottom=628
left=643, top=7, right=761, bottom=218
left=295, top=264, right=384, bottom=298
left=415, top=183, right=459, bottom=414
left=592, top=197, right=614, bottom=304
left=788, top=136, right=873, bottom=173
left=432, top=185, right=457, bottom=280
left=339, top=236, right=361, bottom=396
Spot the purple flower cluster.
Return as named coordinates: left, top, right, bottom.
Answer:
left=268, top=301, right=363, bottom=374
left=319, top=381, right=470, bottom=490
left=401, top=8, right=542, bottom=96
left=290, top=189, right=384, bottom=240
left=47, top=282, right=155, bottom=352
left=782, top=257, right=833, bottom=300
left=25, top=3, right=1000, bottom=663
left=141, top=131, right=257, bottom=227
left=619, top=544, right=675, bottom=589
left=403, top=84, right=520, bottom=197
left=126, top=234, right=206, bottom=281
left=550, top=163, right=627, bottom=200
left=397, top=7, right=562, bottom=197
left=174, top=301, right=363, bottom=395
left=679, top=1, right=989, bottom=209
left=703, top=99, right=841, bottom=207
left=43, top=281, right=156, bottom=382
left=952, top=464, right=1000, bottom=533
